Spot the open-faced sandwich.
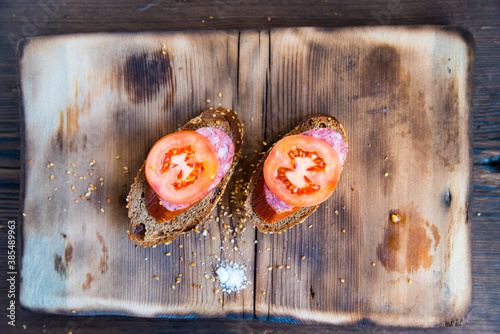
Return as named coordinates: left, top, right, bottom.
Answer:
left=244, top=114, right=347, bottom=233
left=127, top=107, right=242, bottom=247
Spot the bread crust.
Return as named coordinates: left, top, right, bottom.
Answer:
left=244, top=114, right=347, bottom=233
left=127, top=107, right=243, bottom=247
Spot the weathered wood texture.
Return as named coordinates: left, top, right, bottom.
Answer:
left=253, top=27, right=472, bottom=327
left=19, top=31, right=255, bottom=318
left=19, top=26, right=472, bottom=327
left=1, top=0, right=499, bottom=333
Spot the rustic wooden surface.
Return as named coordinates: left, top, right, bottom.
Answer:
left=1, top=0, right=499, bottom=333
left=253, top=26, right=472, bottom=327
left=18, top=26, right=472, bottom=327
left=19, top=31, right=258, bottom=318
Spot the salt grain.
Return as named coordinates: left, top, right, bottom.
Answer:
left=216, top=261, right=249, bottom=294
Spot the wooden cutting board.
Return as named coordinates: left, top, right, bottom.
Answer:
left=19, top=26, right=474, bottom=327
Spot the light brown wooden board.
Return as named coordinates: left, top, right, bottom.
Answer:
left=19, top=27, right=473, bottom=327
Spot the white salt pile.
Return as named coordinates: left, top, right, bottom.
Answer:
left=216, top=261, right=249, bottom=293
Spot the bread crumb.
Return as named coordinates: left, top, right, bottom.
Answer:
left=301, top=255, right=305, bottom=260
left=165, top=252, right=171, bottom=256
left=339, top=278, right=345, bottom=283
left=261, top=291, right=266, bottom=295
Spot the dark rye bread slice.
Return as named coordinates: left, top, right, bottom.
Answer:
left=127, top=107, right=243, bottom=247
left=244, top=114, right=347, bottom=233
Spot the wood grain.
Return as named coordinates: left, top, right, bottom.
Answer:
left=253, top=27, right=473, bottom=327
left=2, top=0, right=499, bottom=332
left=19, top=31, right=256, bottom=318
left=18, top=26, right=473, bottom=327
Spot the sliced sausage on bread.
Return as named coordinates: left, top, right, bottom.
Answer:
left=127, top=107, right=243, bottom=247
left=244, top=114, right=347, bottom=233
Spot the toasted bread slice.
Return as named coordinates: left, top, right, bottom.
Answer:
left=127, top=107, right=243, bottom=247
left=244, top=114, right=347, bottom=233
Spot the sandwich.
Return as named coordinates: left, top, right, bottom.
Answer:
left=127, top=107, right=243, bottom=247
left=244, top=114, right=347, bottom=233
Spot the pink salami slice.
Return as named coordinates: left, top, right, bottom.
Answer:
left=159, top=127, right=234, bottom=211
left=196, top=127, right=234, bottom=182
left=301, top=128, right=347, bottom=166
left=264, top=180, right=295, bottom=213
left=158, top=199, right=192, bottom=211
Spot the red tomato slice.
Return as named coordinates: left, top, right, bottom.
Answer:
left=263, top=134, right=341, bottom=207
left=145, top=131, right=219, bottom=205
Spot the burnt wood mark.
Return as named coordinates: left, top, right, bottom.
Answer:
left=123, top=51, right=175, bottom=104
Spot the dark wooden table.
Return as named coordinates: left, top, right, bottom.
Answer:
left=1, top=0, right=499, bottom=333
